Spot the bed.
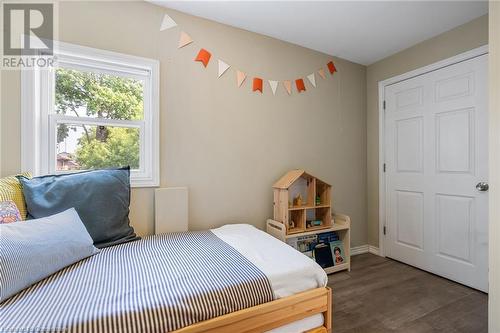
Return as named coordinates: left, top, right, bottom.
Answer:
left=0, top=224, right=331, bottom=333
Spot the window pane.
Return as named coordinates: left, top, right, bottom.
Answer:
left=56, top=123, right=140, bottom=171
left=55, top=68, right=144, bottom=120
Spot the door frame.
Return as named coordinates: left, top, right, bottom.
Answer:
left=377, top=45, right=489, bottom=257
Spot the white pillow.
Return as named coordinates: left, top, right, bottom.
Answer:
left=0, top=208, right=99, bottom=301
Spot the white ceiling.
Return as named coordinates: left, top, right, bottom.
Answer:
left=150, top=1, right=488, bottom=65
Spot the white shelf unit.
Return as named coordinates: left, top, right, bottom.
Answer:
left=267, top=214, right=351, bottom=274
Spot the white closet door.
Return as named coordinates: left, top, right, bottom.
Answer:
left=384, top=54, right=488, bottom=292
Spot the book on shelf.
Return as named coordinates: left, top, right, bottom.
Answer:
left=286, top=232, right=339, bottom=251
left=286, top=231, right=345, bottom=269
left=330, top=240, right=346, bottom=265
left=318, top=231, right=339, bottom=244
left=286, top=234, right=317, bottom=253
left=313, top=243, right=334, bottom=268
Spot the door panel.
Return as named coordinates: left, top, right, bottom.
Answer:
left=435, top=108, right=474, bottom=174
left=396, top=117, right=423, bottom=173
left=435, top=72, right=474, bottom=102
left=384, top=54, right=488, bottom=292
left=396, top=86, right=424, bottom=109
left=396, top=190, right=424, bottom=250
left=436, top=194, right=474, bottom=263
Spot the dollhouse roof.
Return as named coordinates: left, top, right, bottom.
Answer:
left=272, top=169, right=330, bottom=189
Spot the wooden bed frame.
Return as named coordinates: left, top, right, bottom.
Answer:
left=174, top=287, right=332, bottom=333
left=156, top=191, right=332, bottom=333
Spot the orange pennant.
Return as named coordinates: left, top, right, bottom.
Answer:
left=327, top=61, right=337, bottom=75
left=195, top=48, right=211, bottom=67
left=318, top=68, right=326, bottom=79
left=253, top=77, right=263, bottom=93
left=295, top=78, right=306, bottom=93
left=283, top=81, right=292, bottom=95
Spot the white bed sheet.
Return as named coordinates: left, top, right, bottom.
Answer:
left=212, top=224, right=328, bottom=298
left=212, top=224, right=328, bottom=333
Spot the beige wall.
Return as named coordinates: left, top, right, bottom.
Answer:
left=366, top=15, right=489, bottom=246
left=2, top=2, right=488, bottom=251
left=0, top=2, right=368, bottom=245
left=489, top=1, right=499, bottom=331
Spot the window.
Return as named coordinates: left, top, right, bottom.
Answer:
left=22, top=41, right=159, bottom=187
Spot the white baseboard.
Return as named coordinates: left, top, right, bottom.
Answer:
left=350, top=244, right=381, bottom=256
left=350, top=245, right=369, bottom=256
left=368, top=245, right=380, bottom=256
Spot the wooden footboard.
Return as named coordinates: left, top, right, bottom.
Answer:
left=174, top=287, right=332, bottom=333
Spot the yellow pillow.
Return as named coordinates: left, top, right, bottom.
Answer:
left=0, top=173, right=31, bottom=220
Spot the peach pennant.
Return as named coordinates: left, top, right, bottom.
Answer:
left=178, top=31, right=193, bottom=48
left=160, top=14, right=177, bottom=31
left=268, top=80, right=278, bottom=95
left=236, top=71, right=246, bottom=87
left=295, top=78, right=306, bottom=93
left=318, top=68, right=326, bottom=79
left=195, top=48, right=211, bottom=67
left=283, top=80, right=292, bottom=95
left=253, top=78, right=263, bottom=93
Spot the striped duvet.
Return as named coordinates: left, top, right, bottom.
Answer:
left=0, top=231, right=275, bottom=333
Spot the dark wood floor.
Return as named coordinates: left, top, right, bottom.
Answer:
left=328, top=254, right=488, bottom=333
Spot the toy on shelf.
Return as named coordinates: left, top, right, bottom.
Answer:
left=293, top=194, right=303, bottom=207
left=306, top=220, right=323, bottom=228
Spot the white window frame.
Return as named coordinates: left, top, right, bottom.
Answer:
left=21, top=40, right=160, bottom=187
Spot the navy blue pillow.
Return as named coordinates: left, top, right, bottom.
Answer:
left=18, top=167, right=139, bottom=248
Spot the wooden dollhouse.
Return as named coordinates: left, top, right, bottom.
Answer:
left=272, top=169, right=332, bottom=234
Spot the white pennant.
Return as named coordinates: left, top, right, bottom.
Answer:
left=160, top=14, right=177, bottom=31
left=218, top=60, right=230, bottom=78
left=307, top=73, right=316, bottom=87
left=268, top=80, right=278, bottom=95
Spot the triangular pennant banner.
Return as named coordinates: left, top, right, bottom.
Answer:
left=178, top=31, right=193, bottom=48
left=195, top=48, right=212, bottom=67
left=283, top=81, right=292, bottom=95
left=295, top=78, right=306, bottom=93
left=253, top=78, right=263, bottom=93
left=236, top=71, right=246, bottom=87
left=218, top=59, right=230, bottom=78
left=327, top=61, right=337, bottom=75
left=318, top=68, right=326, bottom=79
left=307, top=73, right=316, bottom=87
left=268, top=80, right=278, bottom=95
left=160, top=14, right=177, bottom=31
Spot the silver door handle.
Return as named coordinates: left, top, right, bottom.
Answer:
left=476, top=182, right=489, bottom=192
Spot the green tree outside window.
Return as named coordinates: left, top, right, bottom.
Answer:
left=55, top=68, right=143, bottom=170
